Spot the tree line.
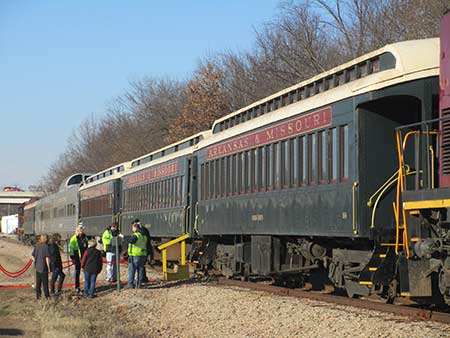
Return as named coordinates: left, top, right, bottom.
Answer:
left=38, top=0, right=450, bottom=193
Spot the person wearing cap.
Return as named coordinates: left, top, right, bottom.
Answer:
left=102, top=222, right=122, bottom=283
left=127, top=222, right=147, bottom=288
left=133, top=219, right=152, bottom=283
left=81, top=239, right=103, bottom=298
left=69, top=225, right=88, bottom=293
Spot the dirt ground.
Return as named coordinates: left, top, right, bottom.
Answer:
left=2, top=237, right=450, bottom=338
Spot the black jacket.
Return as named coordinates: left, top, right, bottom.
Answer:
left=81, top=247, right=103, bottom=275
left=140, top=226, right=153, bottom=258
left=49, top=243, right=63, bottom=271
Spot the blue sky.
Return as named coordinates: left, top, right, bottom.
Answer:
left=0, top=0, right=279, bottom=189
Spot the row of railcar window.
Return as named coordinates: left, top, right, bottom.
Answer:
left=39, top=204, right=76, bottom=221
left=80, top=195, right=112, bottom=218
left=200, top=125, right=349, bottom=200
left=122, top=175, right=185, bottom=212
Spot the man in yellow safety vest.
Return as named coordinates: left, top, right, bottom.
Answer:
left=101, top=222, right=121, bottom=283
left=69, top=225, right=88, bottom=293
left=127, top=222, right=147, bottom=288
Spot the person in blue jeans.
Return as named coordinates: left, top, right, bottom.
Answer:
left=127, top=222, right=147, bottom=288
left=81, top=239, right=103, bottom=298
left=49, top=234, right=65, bottom=294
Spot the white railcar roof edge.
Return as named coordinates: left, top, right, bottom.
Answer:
left=80, top=161, right=133, bottom=191
left=212, top=38, right=439, bottom=129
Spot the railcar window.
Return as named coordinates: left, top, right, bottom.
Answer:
left=267, top=144, right=273, bottom=190
left=340, top=125, right=349, bottom=181
left=280, top=141, right=286, bottom=188
left=203, top=163, right=208, bottom=200
left=158, top=181, right=163, bottom=208
left=302, top=136, right=307, bottom=186
left=330, top=128, right=338, bottom=183
left=219, top=157, right=224, bottom=197
left=180, top=176, right=185, bottom=205
left=294, top=137, right=299, bottom=186
left=173, top=177, right=177, bottom=206
left=371, top=58, right=380, bottom=73
left=349, top=67, right=357, bottom=81
left=237, top=154, right=242, bottom=194
left=241, top=152, right=244, bottom=194
left=307, top=134, right=313, bottom=185
left=161, top=181, right=165, bottom=208
left=209, top=161, right=214, bottom=198
left=289, top=138, right=295, bottom=187
left=167, top=180, right=171, bottom=207
left=232, top=154, right=237, bottom=195
left=161, top=180, right=165, bottom=208
left=229, top=155, right=234, bottom=195
left=214, top=159, right=219, bottom=198
left=173, top=179, right=177, bottom=206
left=250, top=150, right=255, bottom=193
left=154, top=182, right=158, bottom=209
left=167, top=180, right=171, bottom=208
left=224, top=156, right=228, bottom=196
left=260, top=147, right=266, bottom=191
left=272, top=143, right=277, bottom=189
left=278, top=142, right=283, bottom=188
left=257, top=147, right=263, bottom=191
left=318, top=131, right=327, bottom=184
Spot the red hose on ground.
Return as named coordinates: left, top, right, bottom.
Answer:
left=0, top=259, right=33, bottom=278
left=0, top=280, right=145, bottom=289
left=0, top=257, right=128, bottom=279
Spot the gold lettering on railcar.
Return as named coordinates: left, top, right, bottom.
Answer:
left=206, top=106, right=332, bottom=160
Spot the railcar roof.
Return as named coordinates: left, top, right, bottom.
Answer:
left=124, top=130, right=211, bottom=176
left=24, top=200, right=38, bottom=210
left=211, top=38, right=439, bottom=133
left=80, top=161, right=133, bottom=191
left=130, top=131, right=211, bottom=165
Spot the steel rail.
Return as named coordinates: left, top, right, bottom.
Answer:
left=216, top=278, right=450, bottom=325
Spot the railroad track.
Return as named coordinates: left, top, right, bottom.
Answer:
left=216, top=278, right=450, bottom=325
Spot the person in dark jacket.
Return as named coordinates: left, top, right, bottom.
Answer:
left=81, top=239, right=103, bottom=298
left=31, top=233, right=51, bottom=299
left=69, top=225, right=88, bottom=293
left=101, top=222, right=122, bottom=283
left=127, top=222, right=147, bottom=288
left=133, top=219, right=153, bottom=283
left=49, top=234, right=65, bottom=294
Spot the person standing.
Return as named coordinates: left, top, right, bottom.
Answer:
left=133, top=219, right=152, bottom=283
left=31, top=234, right=51, bottom=299
left=102, top=222, right=121, bottom=283
left=81, top=239, right=103, bottom=298
left=69, top=225, right=88, bottom=293
left=127, top=222, right=147, bottom=289
left=49, top=234, right=65, bottom=294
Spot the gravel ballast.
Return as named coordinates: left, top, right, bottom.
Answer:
left=108, top=283, right=450, bottom=338
left=2, top=237, right=450, bottom=337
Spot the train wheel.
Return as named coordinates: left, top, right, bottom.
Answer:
left=385, top=279, right=397, bottom=304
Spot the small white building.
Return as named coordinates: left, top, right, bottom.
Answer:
left=1, top=214, right=19, bottom=234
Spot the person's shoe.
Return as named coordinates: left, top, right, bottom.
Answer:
left=75, top=288, right=81, bottom=293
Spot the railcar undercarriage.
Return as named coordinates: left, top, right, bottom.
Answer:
left=190, top=233, right=450, bottom=306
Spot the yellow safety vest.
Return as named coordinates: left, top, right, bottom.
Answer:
left=102, top=229, right=112, bottom=252
left=128, top=232, right=147, bottom=257
left=68, top=234, right=87, bottom=258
